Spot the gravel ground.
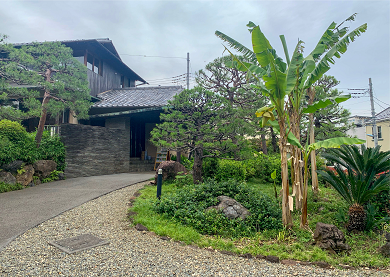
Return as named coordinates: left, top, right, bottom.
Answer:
left=0, top=181, right=388, bottom=277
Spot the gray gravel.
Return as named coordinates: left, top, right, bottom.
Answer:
left=0, top=182, right=388, bottom=276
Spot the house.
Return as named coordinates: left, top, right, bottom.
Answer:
left=365, top=107, right=390, bottom=151
left=346, top=115, right=370, bottom=144
left=3, top=38, right=183, bottom=177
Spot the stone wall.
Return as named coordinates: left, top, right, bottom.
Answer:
left=60, top=124, right=130, bottom=178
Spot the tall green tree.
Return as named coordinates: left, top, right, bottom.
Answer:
left=0, top=39, right=91, bottom=145
left=196, top=55, right=268, bottom=153
left=150, top=87, right=240, bottom=183
left=216, top=14, right=367, bottom=228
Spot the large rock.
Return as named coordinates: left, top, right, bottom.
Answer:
left=0, top=171, right=17, bottom=184
left=380, top=232, right=390, bottom=257
left=313, top=222, right=350, bottom=254
left=16, top=165, right=35, bottom=186
left=0, top=160, right=23, bottom=174
left=33, top=160, right=57, bottom=178
left=154, top=161, right=187, bottom=183
left=207, top=195, right=250, bottom=220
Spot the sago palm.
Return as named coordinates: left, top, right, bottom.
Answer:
left=318, top=145, right=390, bottom=231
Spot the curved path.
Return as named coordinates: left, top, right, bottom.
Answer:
left=0, top=172, right=154, bottom=251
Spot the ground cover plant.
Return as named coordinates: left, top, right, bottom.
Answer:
left=130, top=177, right=390, bottom=269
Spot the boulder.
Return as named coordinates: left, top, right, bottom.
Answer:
left=0, top=160, right=23, bottom=174
left=33, top=160, right=57, bottom=178
left=265, top=255, right=280, bottom=263
left=0, top=171, right=17, bottom=184
left=313, top=222, right=350, bottom=254
left=154, top=161, right=187, bottom=183
left=206, top=195, right=250, bottom=220
left=16, top=165, right=35, bottom=186
left=380, top=232, right=390, bottom=257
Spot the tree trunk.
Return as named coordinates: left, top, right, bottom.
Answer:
left=260, top=128, right=268, bottom=154
left=35, top=68, right=52, bottom=147
left=310, top=113, right=319, bottom=195
left=193, top=146, right=203, bottom=184
left=308, top=87, right=319, bottom=196
left=279, top=118, right=293, bottom=228
left=35, top=92, right=50, bottom=147
left=270, top=127, right=278, bottom=153
left=300, top=157, right=309, bottom=228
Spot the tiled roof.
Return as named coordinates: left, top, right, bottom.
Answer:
left=376, top=107, right=390, bottom=121
left=94, top=86, right=183, bottom=108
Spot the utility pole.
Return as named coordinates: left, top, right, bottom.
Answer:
left=186, top=52, right=190, bottom=90
left=369, top=78, right=378, bottom=147
left=177, top=53, right=190, bottom=164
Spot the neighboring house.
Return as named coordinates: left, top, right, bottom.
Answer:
left=366, top=107, right=390, bottom=151
left=346, top=115, right=370, bottom=145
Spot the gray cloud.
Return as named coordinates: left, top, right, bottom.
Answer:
left=0, top=0, right=388, bottom=115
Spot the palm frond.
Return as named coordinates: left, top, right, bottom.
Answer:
left=215, top=31, right=257, bottom=63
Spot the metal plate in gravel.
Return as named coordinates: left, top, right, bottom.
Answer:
left=49, top=234, right=109, bottom=254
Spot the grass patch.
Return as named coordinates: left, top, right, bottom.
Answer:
left=129, top=180, right=390, bottom=269
left=0, top=182, right=24, bottom=193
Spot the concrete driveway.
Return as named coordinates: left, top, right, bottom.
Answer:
left=0, top=172, right=154, bottom=251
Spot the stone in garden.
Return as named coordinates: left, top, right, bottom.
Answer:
left=206, top=196, right=250, bottom=220
left=135, top=223, right=148, bottom=231
left=58, top=172, right=65, bottom=180
left=265, top=255, right=280, bottom=263
left=16, top=165, right=35, bottom=186
left=313, top=261, right=331, bottom=269
left=0, top=171, right=16, bottom=185
left=281, top=259, right=298, bottom=266
left=380, top=233, right=390, bottom=257
left=0, top=160, right=23, bottom=174
left=33, top=160, right=57, bottom=178
left=313, top=222, right=350, bottom=254
left=239, top=253, right=252, bottom=259
left=154, top=161, right=187, bottom=184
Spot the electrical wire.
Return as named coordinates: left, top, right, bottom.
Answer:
left=374, top=100, right=387, bottom=111
left=120, top=54, right=186, bottom=59
left=374, top=96, right=390, bottom=107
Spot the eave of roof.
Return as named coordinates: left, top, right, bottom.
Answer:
left=12, top=38, right=146, bottom=84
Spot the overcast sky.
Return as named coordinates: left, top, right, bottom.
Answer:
left=1, top=0, right=389, bottom=116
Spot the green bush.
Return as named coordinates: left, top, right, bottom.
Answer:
left=154, top=179, right=282, bottom=237
left=0, top=120, right=37, bottom=165
left=36, top=132, right=66, bottom=171
left=243, top=153, right=282, bottom=184
left=215, top=159, right=246, bottom=182
left=0, top=120, right=66, bottom=170
left=0, top=182, right=24, bottom=193
left=202, top=157, right=219, bottom=179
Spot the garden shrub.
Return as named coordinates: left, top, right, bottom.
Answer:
left=243, top=153, right=282, bottom=184
left=0, top=120, right=66, bottom=171
left=202, top=157, right=219, bottom=179
left=215, top=159, right=246, bottom=182
left=0, top=119, right=37, bottom=165
left=154, top=179, right=282, bottom=237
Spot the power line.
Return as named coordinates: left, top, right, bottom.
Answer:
left=120, top=54, right=186, bottom=59
left=374, top=100, right=387, bottom=111
left=374, top=96, right=390, bottom=107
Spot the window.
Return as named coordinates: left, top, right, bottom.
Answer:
left=378, top=126, right=382, bottom=139
left=86, top=53, right=103, bottom=75
left=121, top=75, right=125, bottom=88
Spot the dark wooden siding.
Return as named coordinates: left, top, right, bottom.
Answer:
left=87, top=62, right=121, bottom=96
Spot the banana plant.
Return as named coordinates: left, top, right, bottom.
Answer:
left=300, top=137, right=365, bottom=228
left=216, top=14, right=367, bottom=228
